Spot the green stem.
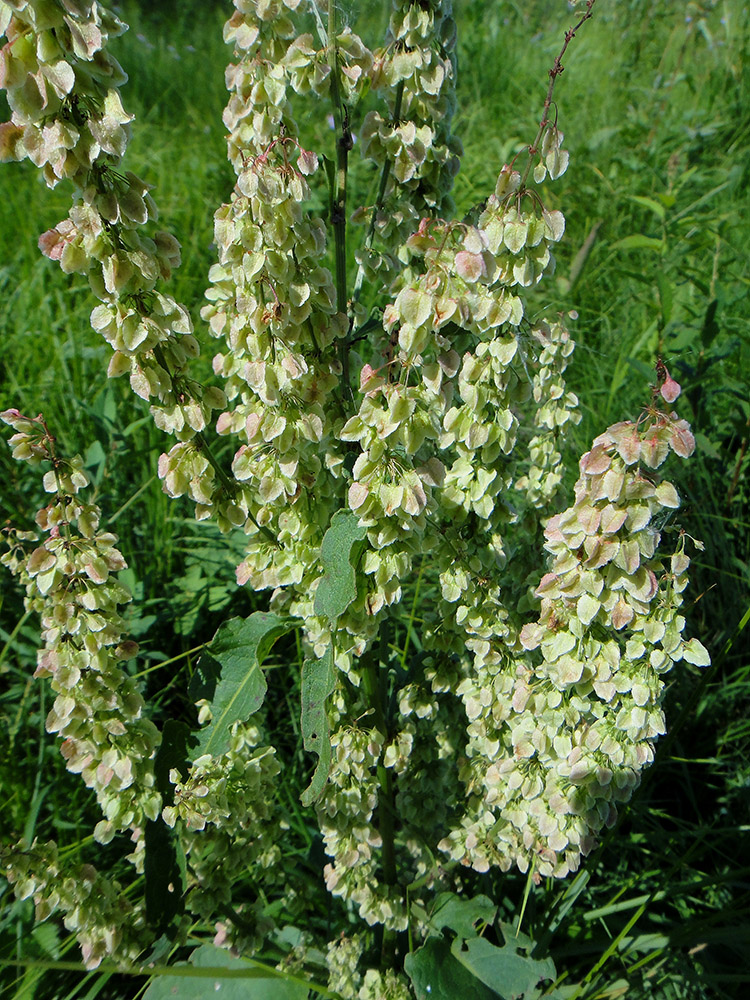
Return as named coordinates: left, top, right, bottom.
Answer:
left=351, top=81, right=405, bottom=316
left=361, top=644, right=398, bottom=964
left=327, top=2, right=352, bottom=404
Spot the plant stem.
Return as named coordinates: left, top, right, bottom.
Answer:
left=361, top=641, right=398, bottom=964
left=327, top=1, right=352, bottom=405
left=520, top=0, right=597, bottom=189
left=351, top=81, right=405, bottom=317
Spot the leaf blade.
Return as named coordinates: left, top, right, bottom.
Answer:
left=191, top=612, right=293, bottom=760
left=313, top=509, right=367, bottom=621
left=300, top=645, right=336, bottom=806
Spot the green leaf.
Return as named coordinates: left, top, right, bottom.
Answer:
left=657, top=271, right=673, bottom=329
left=405, top=938, right=498, bottom=1000
left=300, top=645, right=336, bottom=807
left=450, top=934, right=556, bottom=1000
left=313, top=509, right=367, bottom=621
left=191, top=613, right=293, bottom=760
left=627, top=194, right=667, bottom=220
left=428, top=892, right=497, bottom=939
left=611, top=234, right=664, bottom=252
left=143, top=944, right=308, bottom=1000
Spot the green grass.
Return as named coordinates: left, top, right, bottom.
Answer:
left=1, top=1, right=749, bottom=997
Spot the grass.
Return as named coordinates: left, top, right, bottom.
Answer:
left=1, top=0, right=749, bottom=997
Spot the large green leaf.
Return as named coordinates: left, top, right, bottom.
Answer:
left=300, top=644, right=336, bottom=806
left=405, top=938, right=498, bottom=1000
left=143, top=944, right=308, bottom=1000
left=313, top=509, right=367, bottom=620
left=450, top=934, right=556, bottom=1000
left=190, top=612, right=292, bottom=760
left=428, top=892, right=497, bottom=939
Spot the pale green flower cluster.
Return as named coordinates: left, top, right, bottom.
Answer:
left=163, top=721, right=282, bottom=935
left=2, top=839, right=146, bottom=969
left=0, top=410, right=161, bottom=844
left=438, top=396, right=710, bottom=879
left=358, top=968, right=413, bottom=1000
left=179, top=0, right=347, bottom=579
left=325, top=932, right=412, bottom=1000
left=514, top=317, right=582, bottom=507
left=355, top=0, right=461, bottom=293
left=1, top=0, right=711, bottom=985
left=0, top=0, right=223, bottom=436
left=318, top=725, right=408, bottom=928
left=326, top=933, right=365, bottom=998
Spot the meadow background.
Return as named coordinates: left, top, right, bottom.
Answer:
left=1, top=0, right=749, bottom=997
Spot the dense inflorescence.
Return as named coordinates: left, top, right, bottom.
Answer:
left=0, top=0, right=224, bottom=436
left=0, top=410, right=160, bottom=844
left=1, top=0, right=709, bottom=986
left=1, top=839, right=147, bottom=968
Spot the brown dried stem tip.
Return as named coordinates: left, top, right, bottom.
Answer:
left=522, top=0, right=597, bottom=187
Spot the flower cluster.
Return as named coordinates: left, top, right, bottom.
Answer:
left=0, top=0, right=222, bottom=436
left=438, top=381, right=709, bottom=878
left=180, top=1, right=347, bottom=570
left=163, top=721, right=282, bottom=930
left=354, top=0, right=461, bottom=295
left=514, top=316, right=582, bottom=507
left=0, top=410, right=160, bottom=843
left=325, top=933, right=411, bottom=1000
left=2, top=839, right=147, bottom=969
left=318, top=724, right=408, bottom=928
left=1, top=0, right=711, bottom=990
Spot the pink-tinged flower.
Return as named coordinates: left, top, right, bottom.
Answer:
left=660, top=370, right=681, bottom=403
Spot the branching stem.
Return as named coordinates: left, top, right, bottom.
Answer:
left=521, top=0, right=597, bottom=188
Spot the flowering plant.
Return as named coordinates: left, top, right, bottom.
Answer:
left=0, top=0, right=709, bottom=996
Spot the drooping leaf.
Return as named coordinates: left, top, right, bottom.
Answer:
left=190, top=612, right=293, bottom=760
left=300, top=644, right=336, bottom=806
left=428, top=892, right=497, bottom=939
left=450, top=934, right=556, bottom=1000
left=405, top=938, right=498, bottom=1000
left=611, top=234, right=664, bottom=252
left=313, top=509, right=367, bottom=621
left=143, top=944, right=308, bottom=1000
